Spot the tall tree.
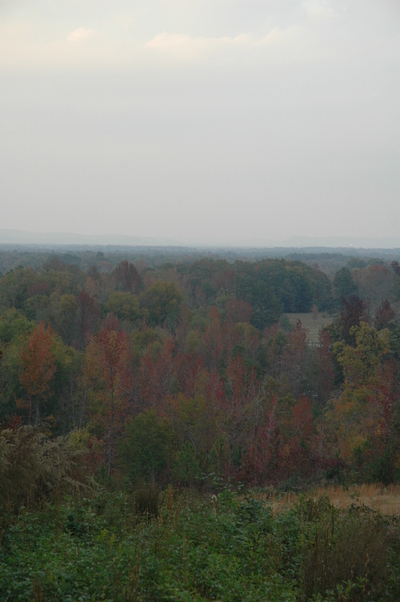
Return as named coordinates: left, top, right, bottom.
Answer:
left=136, top=339, right=176, bottom=410
left=85, top=328, right=132, bottom=475
left=333, top=267, right=358, bottom=300
left=340, top=295, right=366, bottom=345
left=139, top=281, right=184, bottom=326
left=374, top=299, right=395, bottom=331
left=280, top=320, right=309, bottom=396
left=328, top=322, right=391, bottom=462
left=112, top=260, right=142, bottom=294
left=19, top=322, right=56, bottom=425
left=76, top=290, right=100, bottom=349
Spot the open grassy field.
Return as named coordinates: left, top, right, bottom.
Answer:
left=285, top=312, right=337, bottom=342
left=253, top=484, right=400, bottom=516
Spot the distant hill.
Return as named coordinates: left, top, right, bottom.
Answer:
left=281, top=236, right=400, bottom=249
left=0, top=230, right=180, bottom=246
left=1, top=230, right=400, bottom=250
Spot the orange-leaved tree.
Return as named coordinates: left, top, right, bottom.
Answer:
left=19, top=321, right=56, bottom=425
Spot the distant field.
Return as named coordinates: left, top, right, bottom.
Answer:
left=253, top=484, right=400, bottom=516
left=285, top=312, right=336, bottom=342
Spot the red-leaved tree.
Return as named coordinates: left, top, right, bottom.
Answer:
left=85, top=328, right=132, bottom=475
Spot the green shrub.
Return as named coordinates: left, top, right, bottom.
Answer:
left=131, top=483, right=160, bottom=517
left=119, top=410, right=174, bottom=484
left=297, top=496, right=399, bottom=601
left=0, top=425, right=89, bottom=512
left=172, top=441, right=202, bottom=486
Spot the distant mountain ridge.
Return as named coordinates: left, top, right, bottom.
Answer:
left=1, top=230, right=400, bottom=249
left=281, top=236, right=400, bottom=249
left=0, top=230, right=180, bottom=246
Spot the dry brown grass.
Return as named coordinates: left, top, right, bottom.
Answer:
left=252, top=484, right=400, bottom=515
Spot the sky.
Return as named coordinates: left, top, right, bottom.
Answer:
left=0, top=0, right=399, bottom=246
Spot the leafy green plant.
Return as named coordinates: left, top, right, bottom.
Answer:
left=1, top=487, right=400, bottom=601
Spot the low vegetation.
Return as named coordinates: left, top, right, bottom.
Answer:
left=1, top=485, right=400, bottom=601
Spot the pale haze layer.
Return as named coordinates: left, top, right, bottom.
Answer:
left=1, top=0, right=399, bottom=246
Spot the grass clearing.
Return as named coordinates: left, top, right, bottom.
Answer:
left=285, top=312, right=336, bottom=342
left=252, top=483, right=400, bottom=515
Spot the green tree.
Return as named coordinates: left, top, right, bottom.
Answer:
left=140, top=282, right=184, bottom=325
left=172, top=442, right=202, bottom=486
left=112, top=260, right=142, bottom=293
left=49, top=294, right=78, bottom=346
left=105, top=292, right=142, bottom=323
left=333, top=267, right=358, bottom=300
left=327, top=322, right=391, bottom=461
left=119, top=410, right=173, bottom=483
left=0, top=266, right=41, bottom=311
left=0, top=309, right=34, bottom=344
left=0, top=313, right=33, bottom=422
left=334, top=322, right=390, bottom=387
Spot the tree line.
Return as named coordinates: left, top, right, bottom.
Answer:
left=1, top=252, right=400, bottom=487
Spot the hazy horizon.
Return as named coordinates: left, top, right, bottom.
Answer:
left=1, top=0, right=400, bottom=245
left=3, top=228, right=400, bottom=250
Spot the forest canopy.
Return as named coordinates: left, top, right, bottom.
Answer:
left=0, top=247, right=399, bottom=489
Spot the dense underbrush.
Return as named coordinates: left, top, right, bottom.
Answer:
left=1, top=488, right=400, bottom=601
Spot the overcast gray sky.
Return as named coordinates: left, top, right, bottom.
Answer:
left=1, top=0, right=399, bottom=245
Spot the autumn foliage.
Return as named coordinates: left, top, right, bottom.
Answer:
left=19, top=322, right=56, bottom=424
left=1, top=251, right=400, bottom=488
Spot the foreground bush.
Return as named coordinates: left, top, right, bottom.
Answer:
left=0, top=425, right=89, bottom=511
left=1, top=489, right=399, bottom=601
left=298, top=496, right=399, bottom=600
